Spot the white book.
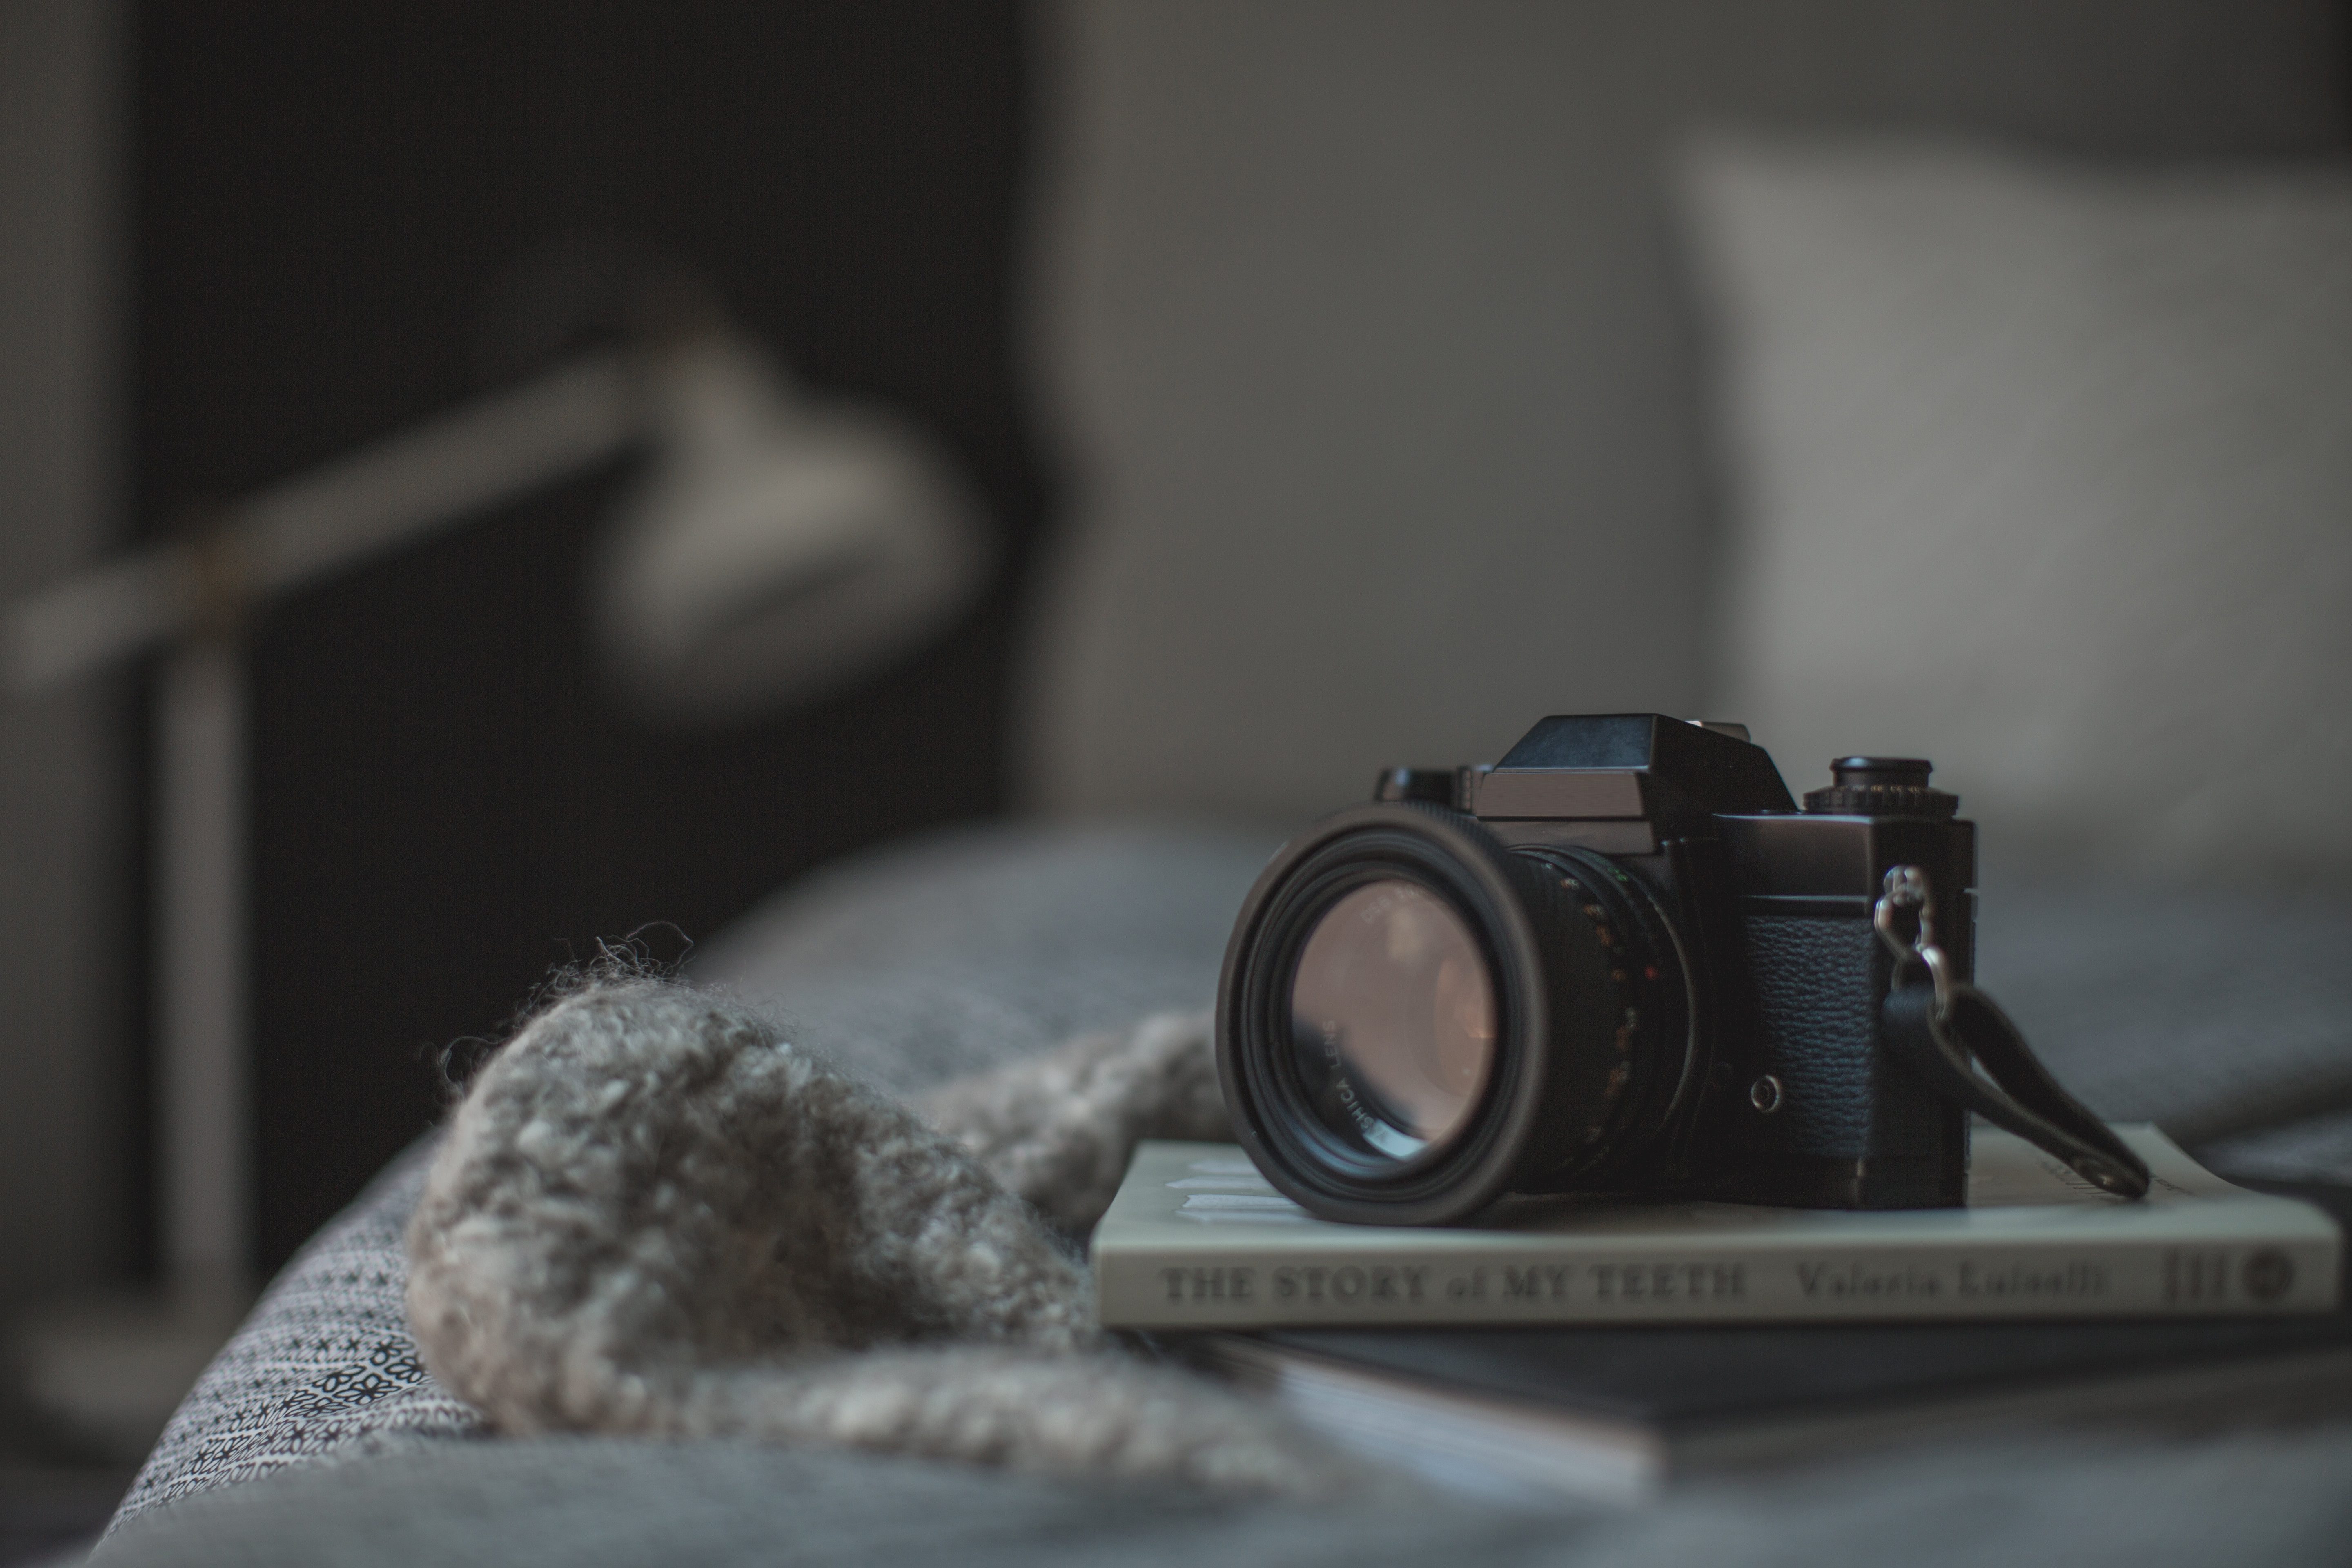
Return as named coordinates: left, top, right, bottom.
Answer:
left=1091, top=1127, right=2341, bottom=1329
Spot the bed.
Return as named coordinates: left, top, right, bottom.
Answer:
left=90, top=3, right=2352, bottom=1561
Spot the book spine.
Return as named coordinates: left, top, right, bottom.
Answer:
left=1096, top=1236, right=2341, bottom=1329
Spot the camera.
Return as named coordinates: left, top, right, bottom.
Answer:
left=1216, top=714, right=2006, bottom=1224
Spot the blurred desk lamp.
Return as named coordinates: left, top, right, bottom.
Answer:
left=4, top=327, right=988, bottom=1350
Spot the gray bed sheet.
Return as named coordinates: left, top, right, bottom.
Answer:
left=93, top=1424, right=2352, bottom=1568
left=690, top=820, right=1288, bottom=1093
left=693, top=819, right=2352, bottom=1176
left=99, top=819, right=2352, bottom=1564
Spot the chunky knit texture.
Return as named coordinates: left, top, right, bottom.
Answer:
left=405, top=979, right=1355, bottom=1496
left=918, top=1010, right=1230, bottom=1234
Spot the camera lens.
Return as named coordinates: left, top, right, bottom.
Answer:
left=1218, top=803, right=1693, bottom=1224
left=1287, top=879, right=1496, bottom=1161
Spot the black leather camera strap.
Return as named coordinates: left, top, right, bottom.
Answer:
left=1875, top=868, right=2152, bottom=1200
left=1881, top=975, right=2151, bottom=1198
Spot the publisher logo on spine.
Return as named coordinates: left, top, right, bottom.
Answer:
left=2242, top=1249, right=2295, bottom=1304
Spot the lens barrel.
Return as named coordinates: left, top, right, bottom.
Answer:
left=1216, top=803, right=1693, bottom=1224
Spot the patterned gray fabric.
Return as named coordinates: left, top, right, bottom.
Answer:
left=106, top=824, right=1281, bottom=1538
left=103, top=821, right=2352, bottom=1555
left=92, top=1422, right=2352, bottom=1568
left=107, top=1143, right=486, bottom=1534
left=2203, top=1113, right=2352, bottom=1185
left=1976, top=873, right=2352, bottom=1147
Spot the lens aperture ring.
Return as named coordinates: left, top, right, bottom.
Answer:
left=1512, top=846, right=1693, bottom=1185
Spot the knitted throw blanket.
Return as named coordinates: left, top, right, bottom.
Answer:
left=404, top=978, right=1358, bottom=1496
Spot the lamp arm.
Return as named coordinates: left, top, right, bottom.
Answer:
left=5, top=351, right=644, bottom=689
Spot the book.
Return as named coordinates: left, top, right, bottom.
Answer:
left=1091, top=1127, right=2342, bottom=1329
left=1177, top=1250, right=2352, bottom=1504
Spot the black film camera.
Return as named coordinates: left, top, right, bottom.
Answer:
left=1216, top=714, right=2146, bottom=1225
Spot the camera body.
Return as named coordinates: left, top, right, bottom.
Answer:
left=1216, top=714, right=1978, bottom=1223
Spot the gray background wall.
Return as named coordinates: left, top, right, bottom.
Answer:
left=0, top=0, right=2345, bottom=1321
left=0, top=0, right=131, bottom=1316
left=1018, top=0, right=2348, bottom=823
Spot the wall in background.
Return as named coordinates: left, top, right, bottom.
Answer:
left=1018, top=0, right=2349, bottom=825
left=0, top=0, right=130, bottom=1315
left=42, top=0, right=2352, bottom=1293
left=131, top=2, right=1048, bottom=1273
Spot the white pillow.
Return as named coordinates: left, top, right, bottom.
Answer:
left=1681, top=139, right=2352, bottom=880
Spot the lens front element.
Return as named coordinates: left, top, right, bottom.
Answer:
left=1223, top=803, right=1680, bottom=1224
left=1289, top=879, right=1496, bottom=1162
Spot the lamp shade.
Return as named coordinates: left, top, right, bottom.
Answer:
left=592, top=335, right=991, bottom=721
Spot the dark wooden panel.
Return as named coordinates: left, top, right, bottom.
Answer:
left=129, top=0, right=1047, bottom=1272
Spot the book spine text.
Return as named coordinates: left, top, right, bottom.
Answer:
left=1098, top=1239, right=2339, bottom=1328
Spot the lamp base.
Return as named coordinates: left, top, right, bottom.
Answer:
left=9, top=1278, right=252, bottom=1465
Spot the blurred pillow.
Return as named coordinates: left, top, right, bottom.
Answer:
left=1679, top=138, right=2352, bottom=880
